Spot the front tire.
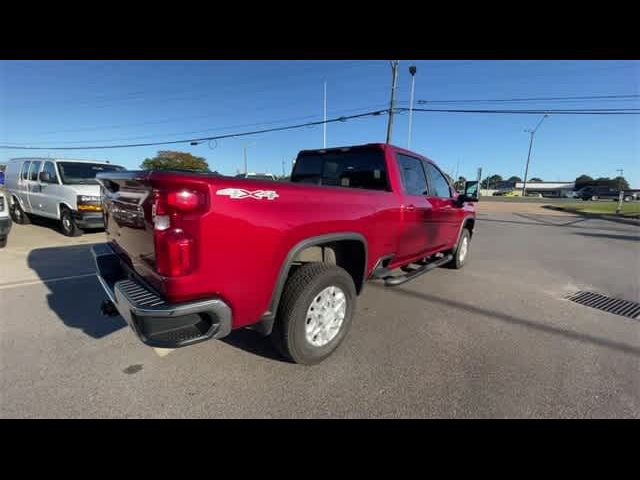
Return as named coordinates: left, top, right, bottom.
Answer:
left=10, top=199, right=30, bottom=225
left=445, top=228, right=471, bottom=269
left=60, top=207, right=82, bottom=237
left=271, top=262, right=356, bottom=365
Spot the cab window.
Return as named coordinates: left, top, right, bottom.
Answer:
left=21, top=161, right=31, bottom=180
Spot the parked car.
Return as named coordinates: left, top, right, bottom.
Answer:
left=0, top=190, right=11, bottom=248
left=92, top=143, right=478, bottom=364
left=4, top=158, right=125, bottom=236
left=235, top=172, right=277, bottom=181
left=575, top=185, right=632, bottom=201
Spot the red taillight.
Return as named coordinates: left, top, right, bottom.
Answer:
left=151, top=188, right=206, bottom=277
left=166, top=190, right=202, bottom=211
left=155, top=229, right=195, bottom=277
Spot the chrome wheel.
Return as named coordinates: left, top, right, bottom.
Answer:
left=459, top=236, right=469, bottom=263
left=305, top=286, right=346, bottom=347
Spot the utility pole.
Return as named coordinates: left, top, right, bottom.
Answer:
left=243, top=147, right=248, bottom=174
left=407, top=65, right=417, bottom=149
left=616, top=168, right=624, bottom=214
left=323, top=80, right=327, bottom=148
left=282, top=157, right=286, bottom=177
left=386, top=60, right=400, bottom=144
left=521, top=114, right=549, bottom=196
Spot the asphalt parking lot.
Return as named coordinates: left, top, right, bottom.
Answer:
left=1, top=207, right=638, bottom=418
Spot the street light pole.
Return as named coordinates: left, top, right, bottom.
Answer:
left=323, top=80, right=327, bottom=148
left=521, top=114, right=549, bottom=196
left=386, top=60, right=400, bottom=144
left=407, top=65, right=417, bottom=149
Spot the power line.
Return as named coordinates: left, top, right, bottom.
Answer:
left=4, top=103, right=391, bottom=146
left=417, top=94, right=640, bottom=105
left=0, top=109, right=387, bottom=151
left=405, top=108, right=640, bottom=115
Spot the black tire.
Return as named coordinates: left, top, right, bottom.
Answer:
left=10, top=199, right=30, bottom=225
left=624, top=196, right=632, bottom=202
left=591, top=195, right=598, bottom=201
left=0, top=236, right=6, bottom=248
left=271, top=262, right=356, bottom=365
left=445, top=228, right=471, bottom=269
left=60, top=207, right=82, bottom=237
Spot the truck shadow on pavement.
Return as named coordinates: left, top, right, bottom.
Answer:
left=26, top=243, right=286, bottom=357
left=27, top=245, right=127, bottom=339
left=221, top=329, right=288, bottom=362
left=368, top=283, right=640, bottom=357
left=27, top=215, right=105, bottom=236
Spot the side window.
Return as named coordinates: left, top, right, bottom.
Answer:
left=425, top=163, right=452, bottom=198
left=43, top=161, right=58, bottom=183
left=29, top=161, right=42, bottom=181
left=396, top=154, right=429, bottom=196
left=21, top=162, right=31, bottom=180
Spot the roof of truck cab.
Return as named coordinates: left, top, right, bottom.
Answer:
left=297, top=143, right=436, bottom=163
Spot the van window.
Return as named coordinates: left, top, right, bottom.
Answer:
left=42, top=161, right=58, bottom=183
left=57, top=162, right=125, bottom=185
left=29, top=161, right=42, bottom=181
left=21, top=161, right=31, bottom=180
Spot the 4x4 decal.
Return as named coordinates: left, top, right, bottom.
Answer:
left=216, top=188, right=279, bottom=200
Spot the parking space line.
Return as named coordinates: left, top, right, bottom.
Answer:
left=0, top=272, right=96, bottom=290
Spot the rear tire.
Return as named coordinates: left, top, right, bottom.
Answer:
left=60, top=207, right=82, bottom=237
left=0, top=236, right=6, bottom=248
left=10, top=199, right=30, bottom=225
left=271, top=262, right=356, bottom=365
left=445, top=228, right=471, bottom=270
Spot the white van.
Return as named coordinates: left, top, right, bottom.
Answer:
left=0, top=190, right=11, bottom=248
left=4, top=158, right=125, bottom=236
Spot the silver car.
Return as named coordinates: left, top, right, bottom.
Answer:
left=4, top=158, right=125, bottom=236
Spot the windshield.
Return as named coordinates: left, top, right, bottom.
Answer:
left=57, top=162, right=125, bottom=185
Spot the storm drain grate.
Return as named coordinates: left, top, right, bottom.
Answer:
left=566, top=291, right=640, bottom=319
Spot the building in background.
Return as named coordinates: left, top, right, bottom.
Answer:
left=515, top=181, right=575, bottom=198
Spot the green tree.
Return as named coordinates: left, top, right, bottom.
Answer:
left=529, top=177, right=543, bottom=182
left=454, top=176, right=467, bottom=191
left=613, top=176, right=630, bottom=190
left=507, top=176, right=522, bottom=183
left=483, top=174, right=503, bottom=189
left=141, top=151, right=209, bottom=172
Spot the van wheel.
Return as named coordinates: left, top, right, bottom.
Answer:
left=591, top=195, right=598, bottom=201
left=271, top=262, right=356, bottom=365
left=445, top=228, right=471, bottom=269
left=10, top=200, right=30, bottom=225
left=60, top=207, right=82, bottom=237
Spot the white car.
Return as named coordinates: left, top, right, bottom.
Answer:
left=4, top=158, right=125, bottom=236
left=0, top=190, right=11, bottom=248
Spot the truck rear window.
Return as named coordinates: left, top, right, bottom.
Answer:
left=291, top=150, right=389, bottom=191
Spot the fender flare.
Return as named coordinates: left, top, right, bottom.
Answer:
left=255, top=232, right=368, bottom=335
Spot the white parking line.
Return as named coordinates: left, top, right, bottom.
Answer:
left=0, top=272, right=96, bottom=290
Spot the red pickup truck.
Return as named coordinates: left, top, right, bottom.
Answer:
left=93, top=143, right=478, bottom=364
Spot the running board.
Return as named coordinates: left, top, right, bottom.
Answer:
left=382, top=254, right=453, bottom=287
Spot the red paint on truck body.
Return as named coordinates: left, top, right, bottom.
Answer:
left=101, top=144, right=475, bottom=330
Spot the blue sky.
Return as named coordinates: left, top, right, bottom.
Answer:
left=1, top=60, right=638, bottom=186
